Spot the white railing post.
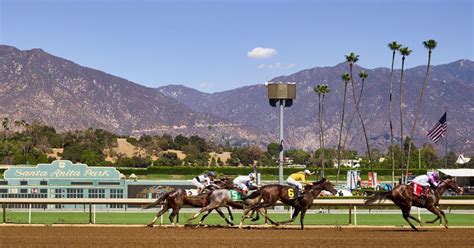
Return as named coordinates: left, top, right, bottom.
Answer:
left=28, top=204, right=32, bottom=224
left=93, top=204, right=96, bottom=224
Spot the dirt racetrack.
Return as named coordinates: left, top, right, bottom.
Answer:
left=0, top=226, right=473, bottom=248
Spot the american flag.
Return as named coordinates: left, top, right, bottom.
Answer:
left=427, top=112, right=447, bottom=144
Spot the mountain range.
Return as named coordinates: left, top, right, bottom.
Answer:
left=1, top=45, right=473, bottom=154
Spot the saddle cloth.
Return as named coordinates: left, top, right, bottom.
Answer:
left=411, top=183, right=429, bottom=197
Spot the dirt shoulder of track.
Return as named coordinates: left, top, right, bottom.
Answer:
left=0, top=226, right=473, bottom=248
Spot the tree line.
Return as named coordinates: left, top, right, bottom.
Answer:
left=0, top=118, right=469, bottom=170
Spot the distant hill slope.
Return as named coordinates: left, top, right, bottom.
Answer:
left=1, top=45, right=472, bottom=153
left=158, top=60, right=474, bottom=153
left=0, top=45, right=260, bottom=144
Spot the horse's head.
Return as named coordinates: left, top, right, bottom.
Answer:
left=312, top=178, right=338, bottom=195
left=442, top=178, right=463, bottom=194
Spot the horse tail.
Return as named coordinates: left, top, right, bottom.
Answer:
left=246, top=189, right=261, bottom=199
left=364, top=191, right=392, bottom=205
left=143, top=191, right=171, bottom=209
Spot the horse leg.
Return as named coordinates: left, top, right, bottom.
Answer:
left=299, top=207, right=308, bottom=230
left=426, top=205, right=447, bottom=228
left=278, top=206, right=301, bottom=225
left=226, top=206, right=234, bottom=221
left=251, top=209, right=260, bottom=222
left=257, top=208, right=279, bottom=226
left=187, top=202, right=221, bottom=223
left=169, top=208, right=180, bottom=227
left=216, top=208, right=234, bottom=226
left=147, top=206, right=168, bottom=227
left=402, top=210, right=419, bottom=231
left=407, top=214, right=423, bottom=226
left=239, top=208, right=252, bottom=228
left=197, top=210, right=213, bottom=226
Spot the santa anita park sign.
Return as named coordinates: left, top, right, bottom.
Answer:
left=4, top=160, right=121, bottom=180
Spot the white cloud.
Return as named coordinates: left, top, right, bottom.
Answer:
left=247, top=47, right=277, bottom=59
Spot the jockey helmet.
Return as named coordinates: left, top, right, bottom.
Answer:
left=304, top=169, right=312, bottom=175
left=207, top=171, right=216, bottom=177
left=248, top=173, right=256, bottom=179
left=428, top=172, right=440, bottom=181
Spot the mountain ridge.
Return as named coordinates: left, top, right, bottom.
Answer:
left=1, top=45, right=473, bottom=154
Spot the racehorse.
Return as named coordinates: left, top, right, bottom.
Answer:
left=246, top=178, right=338, bottom=229
left=186, top=187, right=272, bottom=226
left=143, top=178, right=235, bottom=227
left=364, top=177, right=463, bottom=231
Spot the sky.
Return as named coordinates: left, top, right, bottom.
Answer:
left=1, top=0, right=473, bottom=93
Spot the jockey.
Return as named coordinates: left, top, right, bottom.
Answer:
left=233, top=173, right=256, bottom=195
left=191, top=171, right=216, bottom=194
left=411, top=171, right=441, bottom=200
left=287, top=169, right=313, bottom=193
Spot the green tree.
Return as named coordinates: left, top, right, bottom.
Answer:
left=406, top=39, right=438, bottom=176
left=2, top=117, right=9, bottom=141
left=155, top=152, right=182, bottom=166
left=336, top=73, right=350, bottom=183
left=286, top=149, right=311, bottom=165
left=398, top=46, right=412, bottom=180
left=210, top=157, right=217, bottom=167
left=267, top=142, right=280, bottom=159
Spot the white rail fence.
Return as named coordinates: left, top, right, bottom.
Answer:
left=0, top=198, right=472, bottom=225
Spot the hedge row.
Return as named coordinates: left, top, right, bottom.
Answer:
left=117, top=166, right=428, bottom=176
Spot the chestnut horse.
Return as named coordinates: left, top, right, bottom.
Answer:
left=246, top=178, right=338, bottom=229
left=365, top=178, right=463, bottom=231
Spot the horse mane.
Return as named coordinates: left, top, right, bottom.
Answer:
left=313, top=178, right=327, bottom=185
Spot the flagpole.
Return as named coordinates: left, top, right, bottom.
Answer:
left=445, top=110, right=448, bottom=168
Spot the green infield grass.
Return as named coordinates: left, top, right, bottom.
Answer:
left=4, top=211, right=473, bottom=226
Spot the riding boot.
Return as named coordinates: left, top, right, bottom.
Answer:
left=420, top=187, right=427, bottom=206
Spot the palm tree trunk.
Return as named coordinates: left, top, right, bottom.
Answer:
left=336, top=83, right=348, bottom=184
left=348, top=65, right=373, bottom=184
left=399, top=57, right=406, bottom=180
left=343, top=77, right=366, bottom=149
left=389, top=51, right=396, bottom=187
left=406, top=50, right=432, bottom=176
left=321, top=95, right=326, bottom=178
left=318, top=93, right=323, bottom=172
left=342, top=65, right=356, bottom=150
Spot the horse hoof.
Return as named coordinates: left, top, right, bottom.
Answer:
left=146, top=224, right=154, bottom=228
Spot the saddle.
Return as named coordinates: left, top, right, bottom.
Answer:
left=286, top=185, right=302, bottom=199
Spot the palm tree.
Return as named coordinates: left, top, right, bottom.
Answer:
left=342, top=52, right=360, bottom=149
left=342, top=70, right=368, bottom=149
left=406, top=40, right=437, bottom=177
left=354, top=70, right=375, bottom=184
left=388, top=41, right=402, bottom=187
left=336, top=73, right=350, bottom=183
left=320, top=84, right=330, bottom=177
left=314, top=84, right=330, bottom=177
left=398, top=46, right=412, bottom=180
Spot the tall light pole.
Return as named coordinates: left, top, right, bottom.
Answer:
left=267, top=82, right=296, bottom=185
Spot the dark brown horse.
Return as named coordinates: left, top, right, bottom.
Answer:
left=143, top=179, right=235, bottom=227
left=245, top=178, right=338, bottom=229
left=365, top=178, right=463, bottom=230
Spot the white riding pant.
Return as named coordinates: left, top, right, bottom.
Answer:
left=286, top=177, right=303, bottom=190
left=235, top=183, right=248, bottom=191
left=411, top=176, right=430, bottom=187
left=191, top=178, right=205, bottom=190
